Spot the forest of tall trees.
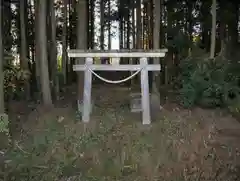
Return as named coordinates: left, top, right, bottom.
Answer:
left=0, top=0, right=239, bottom=110
left=1, top=0, right=240, bottom=180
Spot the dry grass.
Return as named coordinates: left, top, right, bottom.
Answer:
left=4, top=87, right=240, bottom=181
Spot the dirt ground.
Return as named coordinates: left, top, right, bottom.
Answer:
left=4, top=85, right=240, bottom=181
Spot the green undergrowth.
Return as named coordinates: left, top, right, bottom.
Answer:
left=0, top=107, right=238, bottom=181
left=178, top=55, right=240, bottom=111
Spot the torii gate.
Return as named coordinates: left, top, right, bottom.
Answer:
left=68, top=49, right=167, bottom=125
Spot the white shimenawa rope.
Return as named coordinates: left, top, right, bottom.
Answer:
left=86, top=65, right=144, bottom=84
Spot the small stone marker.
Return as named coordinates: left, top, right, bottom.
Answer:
left=130, top=92, right=161, bottom=121
left=130, top=92, right=150, bottom=112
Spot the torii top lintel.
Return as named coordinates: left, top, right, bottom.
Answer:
left=68, top=49, right=168, bottom=58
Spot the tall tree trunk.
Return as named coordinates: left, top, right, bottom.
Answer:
left=132, top=1, right=136, bottom=49
left=124, top=19, right=127, bottom=48
left=119, top=0, right=124, bottom=50
left=147, top=0, right=154, bottom=89
left=119, top=19, right=124, bottom=49
left=68, top=0, right=77, bottom=82
left=28, top=0, right=35, bottom=97
left=100, top=0, right=105, bottom=64
left=0, top=0, right=4, bottom=113
left=134, top=0, right=142, bottom=82
left=152, top=0, right=160, bottom=93
left=88, top=0, right=95, bottom=49
left=3, top=0, right=11, bottom=52
left=34, top=0, right=40, bottom=93
left=142, top=2, right=147, bottom=49
left=201, top=1, right=210, bottom=52
left=20, top=0, right=30, bottom=99
left=219, top=1, right=226, bottom=56
left=50, top=0, right=59, bottom=100
left=26, top=0, right=31, bottom=60
left=210, top=0, right=217, bottom=59
left=126, top=7, right=130, bottom=49
left=130, top=1, right=136, bottom=85
left=108, top=0, right=111, bottom=50
left=100, top=0, right=104, bottom=50
left=90, top=0, right=95, bottom=48
left=159, top=0, right=164, bottom=47
left=69, top=0, right=77, bottom=49
left=136, top=0, right=142, bottom=49
left=148, top=0, right=153, bottom=49
left=29, top=1, right=35, bottom=67
left=62, top=0, right=68, bottom=84
left=76, top=0, right=87, bottom=101
left=38, top=0, right=53, bottom=107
